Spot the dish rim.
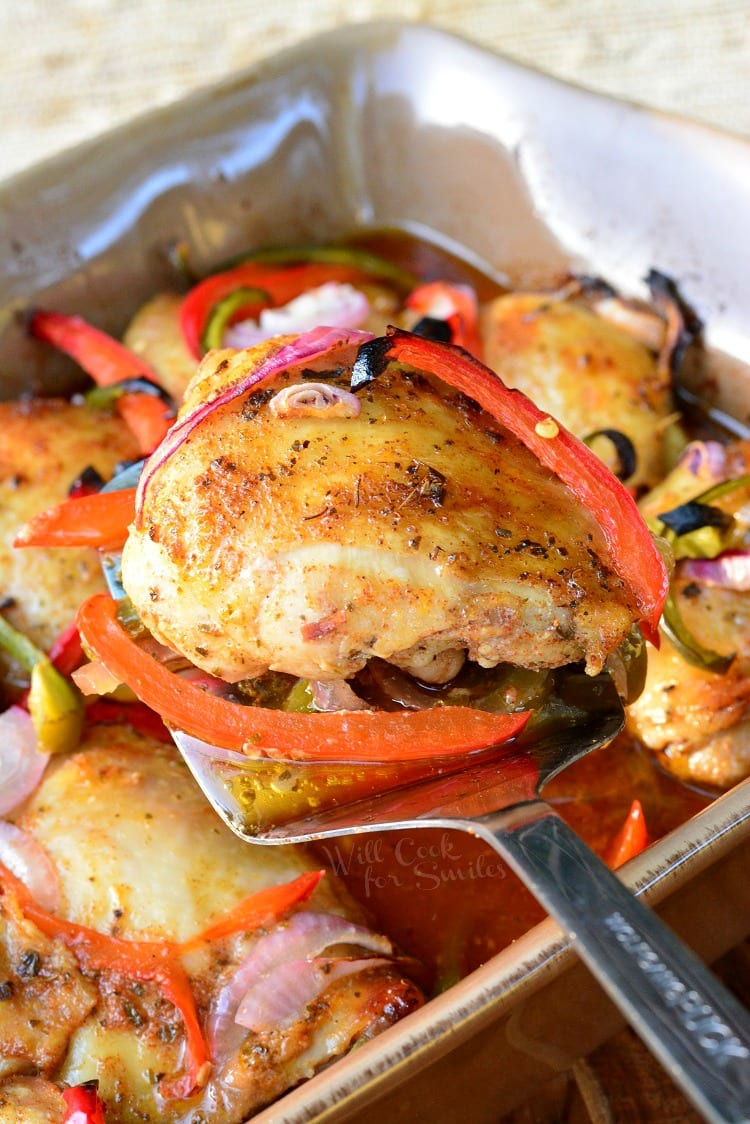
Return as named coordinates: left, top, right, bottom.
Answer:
left=1, top=18, right=749, bottom=1122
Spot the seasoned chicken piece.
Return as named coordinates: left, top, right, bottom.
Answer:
left=627, top=441, right=750, bottom=787
left=5, top=724, right=420, bottom=1123
left=0, top=399, right=138, bottom=655
left=0, top=1077, right=66, bottom=1123
left=122, top=337, right=641, bottom=686
left=14, top=727, right=342, bottom=939
left=123, top=293, right=197, bottom=402
left=480, top=293, right=674, bottom=491
left=0, top=890, right=97, bottom=1078
left=626, top=620, right=750, bottom=788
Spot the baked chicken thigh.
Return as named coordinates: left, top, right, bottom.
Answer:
left=480, top=291, right=675, bottom=492
left=122, top=331, right=662, bottom=695
left=0, top=726, right=420, bottom=1123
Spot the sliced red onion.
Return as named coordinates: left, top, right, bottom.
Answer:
left=177, top=667, right=232, bottom=696
left=268, top=382, right=362, bottom=420
left=677, top=440, right=728, bottom=482
left=309, top=678, right=370, bottom=712
left=0, top=821, right=60, bottom=912
left=224, top=283, right=370, bottom=349
left=207, top=910, right=393, bottom=1059
left=680, top=550, right=750, bottom=591
left=591, top=296, right=666, bottom=351
left=235, top=956, right=392, bottom=1033
left=0, top=706, right=49, bottom=815
left=135, top=326, right=373, bottom=518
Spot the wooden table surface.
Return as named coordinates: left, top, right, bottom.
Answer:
left=3, top=4, right=748, bottom=1121
left=1, top=0, right=748, bottom=183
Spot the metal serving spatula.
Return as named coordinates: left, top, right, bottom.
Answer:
left=101, top=464, right=750, bottom=1123
left=172, top=678, right=750, bottom=1124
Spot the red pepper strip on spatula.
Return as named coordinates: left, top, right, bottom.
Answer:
left=76, top=594, right=530, bottom=761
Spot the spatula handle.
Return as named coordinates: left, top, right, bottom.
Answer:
left=476, top=801, right=750, bottom=1124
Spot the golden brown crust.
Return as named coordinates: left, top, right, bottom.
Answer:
left=480, top=294, right=673, bottom=491
left=0, top=399, right=138, bottom=655
left=0, top=1076, right=66, bottom=1123
left=123, top=342, right=639, bottom=682
left=0, top=891, right=97, bottom=1079
left=4, top=730, right=421, bottom=1122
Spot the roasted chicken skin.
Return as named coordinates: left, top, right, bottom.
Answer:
left=480, top=293, right=674, bottom=492
left=0, top=399, right=138, bottom=654
left=122, top=336, right=640, bottom=687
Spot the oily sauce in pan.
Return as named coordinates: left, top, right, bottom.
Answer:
left=313, top=737, right=709, bottom=991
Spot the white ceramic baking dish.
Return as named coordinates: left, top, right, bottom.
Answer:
left=1, top=21, right=748, bottom=1122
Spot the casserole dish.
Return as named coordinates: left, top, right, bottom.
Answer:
left=1, top=20, right=748, bottom=1121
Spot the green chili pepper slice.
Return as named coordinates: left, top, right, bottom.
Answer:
left=241, top=244, right=419, bottom=292
left=0, top=614, right=84, bottom=753
left=28, top=659, right=85, bottom=754
left=202, top=286, right=269, bottom=352
left=660, top=590, right=734, bottom=674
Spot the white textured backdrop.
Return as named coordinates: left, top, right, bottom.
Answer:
left=2, top=0, right=749, bottom=182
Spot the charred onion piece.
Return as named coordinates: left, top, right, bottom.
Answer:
left=551, top=274, right=618, bottom=302
left=68, top=465, right=106, bottom=497
left=411, top=316, right=453, bottom=343
left=646, top=269, right=702, bottom=381
left=656, top=472, right=750, bottom=557
left=658, top=501, right=734, bottom=537
left=350, top=334, right=393, bottom=390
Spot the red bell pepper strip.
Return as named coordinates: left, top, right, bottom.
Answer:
left=179, top=870, right=324, bottom=952
left=180, top=261, right=372, bottom=359
left=30, top=311, right=173, bottom=455
left=360, top=330, right=669, bottom=642
left=31, top=311, right=158, bottom=387
left=406, top=281, right=483, bottom=358
left=62, top=1082, right=107, bottom=1124
left=84, top=699, right=172, bottom=743
left=604, top=799, right=648, bottom=869
left=0, top=860, right=208, bottom=1100
left=242, top=243, right=420, bottom=291
left=76, top=594, right=530, bottom=761
left=47, top=620, right=86, bottom=677
left=13, top=488, right=136, bottom=551
left=116, top=394, right=172, bottom=456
